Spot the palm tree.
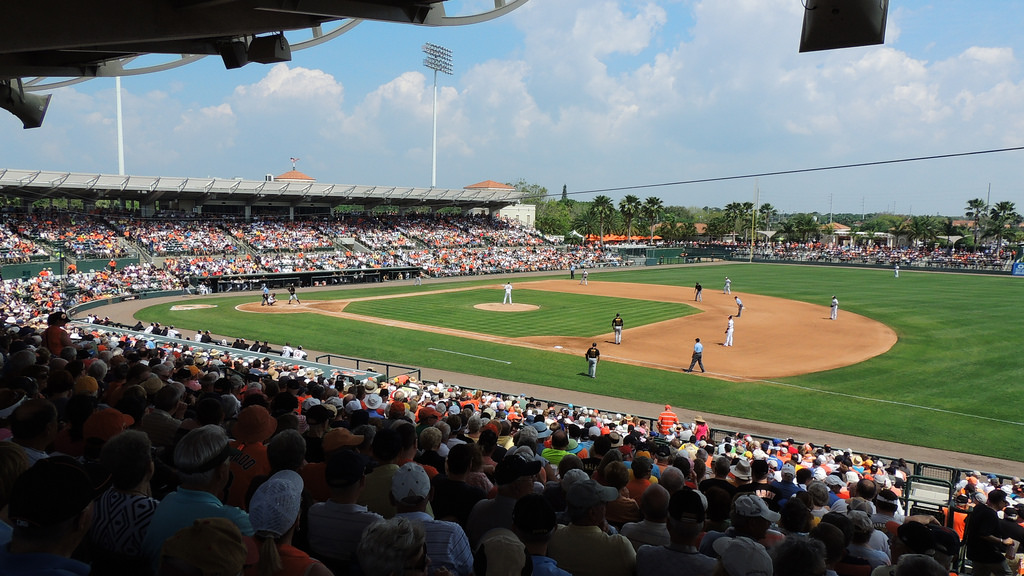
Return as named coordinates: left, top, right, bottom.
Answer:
left=655, top=213, right=678, bottom=241
left=907, top=216, right=940, bottom=246
left=740, top=202, right=755, bottom=242
left=788, top=213, right=819, bottom=242
left=590, top=195, right=615, bottom=247
left=723, top=202, right=744, bottom=238
left=891, top=219, right=914, bottom=247
left=641, top=196, right=664, bottom=242
left=758, top=203, right=778, bottom=231
left=988, top=201, right=1022, bottom=256
left=618, top=194, right=641, bottom=242
left=965, top=198, right=988, bottom=250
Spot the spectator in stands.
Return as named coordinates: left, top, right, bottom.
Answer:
left=157, top=518, right=251, bottom=576
left=635, top=488, right=716, bottom=575
left=431, top=442, right=487, bottom=527
left=90, top=430, right=159, bottom=575
left=772, top=535, right=828, bottom=576
left=466, top=454, right=542, bottom=549
left=548, top=478, right=636, bottom=576
left=307, top=449, right=382, bottom=570
left=507, top=493, right=567, bottom=576
left=700, top=494, right=780, bottom=558
left=247, top=469, right=331, bottom=576
left=391, top=462, right=473, bottom=576
left=9, top=398, right=58, bottom=466
left=966, top=488, right=1015, bottom=576
left=358, top=427, right=404, bottom=519
left=620, top=483, right=671, bottom=550
left=356, top=517, right=428, bottom=576
left=0, top=456, right=99, bottom=575
left=142, top=425, right=254, bottom=567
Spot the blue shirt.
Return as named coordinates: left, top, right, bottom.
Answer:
left=531, top=555, right=572, bottom=576
left=142, top=487, right=253, bottom=569
left=694, top=342, right=703, bottom=353
left=0, top=545, right=90, bottom=576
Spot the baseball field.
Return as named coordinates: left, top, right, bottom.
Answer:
left=134, top=263, right=1024, bottom=462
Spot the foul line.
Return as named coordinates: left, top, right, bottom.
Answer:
left=726, top=375, right=1024, bottom=426
left=428, top=348, right=512, bottom=364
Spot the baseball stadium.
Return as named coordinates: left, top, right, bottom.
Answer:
left=2, top=168, right=1021, bottom=465
left=4, top=1, right=1024, bottom=574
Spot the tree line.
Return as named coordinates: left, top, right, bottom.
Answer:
left=512, top=180, right=1023, bottom=252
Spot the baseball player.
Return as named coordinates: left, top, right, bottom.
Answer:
left=734, top=296, right=744, bottom=317
left=694, top=282, right=703, bottom=302
left=612, top=313, right=624, bottom=344
left=724, top=315, right=734, bottom=346
left=287, top=284, right=300, bottom=305
left=503, top=282, right=513, bottom=304
left=585, top=342, right=600, bottom=377
left=579, top=269, right=589, bottom=286
left=830, top=296, right=838, bottom=320
left=894, top=264, right=900, bottom=278
left=724, top=276, right=732, bottom=294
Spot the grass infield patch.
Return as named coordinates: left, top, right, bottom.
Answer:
left=342, top=289, right=697, bottom=337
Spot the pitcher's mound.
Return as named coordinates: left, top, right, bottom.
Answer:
left=474, top=303, right=539, bottom=312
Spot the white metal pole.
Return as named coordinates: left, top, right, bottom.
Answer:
left=431, top=69, right=438, bottom=188
left=116, top=76, right=125, bottom=175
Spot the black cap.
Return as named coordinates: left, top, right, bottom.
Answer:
left=9, top=456, right=102, bottom=528
left=513, top=493, right=557, bottom=536
left=325, top=450, right=373, bottom=487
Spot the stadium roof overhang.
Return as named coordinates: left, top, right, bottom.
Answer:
left=0, top=168, right=528, bottom=212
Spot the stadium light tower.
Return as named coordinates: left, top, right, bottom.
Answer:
left=422, top=42, right=453, bottom=188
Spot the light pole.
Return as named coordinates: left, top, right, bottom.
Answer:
left=422, top=42, right=453, bottom=188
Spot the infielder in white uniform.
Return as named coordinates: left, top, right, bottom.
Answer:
left=830, top=296, right=839, bottom=320
left=503, top=282, right=513, bottom=304
left=724, top=315, right=734, bottom=346
left=724, top=276, right=732, bottom=294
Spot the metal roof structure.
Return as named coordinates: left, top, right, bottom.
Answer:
left=2, top=0, right=529, bottom=84
left=0, top=168, right=527, bottom=212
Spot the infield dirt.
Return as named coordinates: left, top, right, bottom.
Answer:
left=236, top=279, right=897, bottom=381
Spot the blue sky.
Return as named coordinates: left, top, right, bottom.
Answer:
left=4, top=0, right=1024, bottom=216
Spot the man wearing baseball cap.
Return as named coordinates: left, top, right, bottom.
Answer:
left=466, top=454, right=542, bottom=549
left=700, top=493, right=780, bottom=558
left=636, top=488, right=716, bottom=575
left=547, top=479, right=636, bottom=576
left=0, top=456, right=101, bottom=575
left=392, top=462, right=474, bottom=576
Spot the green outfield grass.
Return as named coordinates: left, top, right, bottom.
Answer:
left=136, top=264, right=1024, bottom=461
left=342, top=288, right=696, bottom=337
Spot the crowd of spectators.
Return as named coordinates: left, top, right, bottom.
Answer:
left=0, top=226, right=48, bottom=264
left=114, top=219, right=238, bottom=256
left=751, top=243, right=1011, bottom=270
left=0, top=314, right=1012, bottom=575
left=10, top=214, right=128, bottom=259
left=229, top=219, right=337, bottom=252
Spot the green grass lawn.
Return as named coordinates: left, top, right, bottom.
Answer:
left=136, top=263, right=1024, bottom=461
left=342, top=289, right=697, bottom=337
